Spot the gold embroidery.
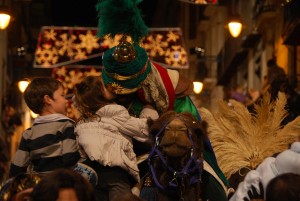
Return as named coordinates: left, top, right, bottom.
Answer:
left=107, top=82, right=139, bottom=94
left=103, top=60, right=149, bottom=81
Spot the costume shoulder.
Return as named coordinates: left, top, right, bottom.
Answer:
left=176, top=74, right=194, bottom=97
left=154, top=63, right=194, bottom=98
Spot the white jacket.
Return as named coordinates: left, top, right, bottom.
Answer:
left=75, top=104, right=158, bottom=182
left=230, top=141, right=300, bottom=201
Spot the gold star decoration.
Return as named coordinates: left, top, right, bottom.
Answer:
left=78, top=30, right=100, bottom=54
left=73, top=49, right=87, bottom=60
left=166, top=31, right=179, bottom=42
left=55, top=33, right=78, bottom=57
left=143, top=34, right=168, bottom=57
left=66, top=70, right=84, bottom=90
left=165, top=45, right=187, bottom=67
left=44, top=29, right=57, bottom=41
left=35, top=27, right=189, bottom=69
left=35, top=44, right=59, bottom=67
left=55, top=67, right=67, bottom=77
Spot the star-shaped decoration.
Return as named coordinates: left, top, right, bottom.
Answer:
left=44, top=29, right=57, bottom=41
left=166, top=31, right=179, bottom=42
left=55, top=33, right=77, bottom=57
left=165, top=45, right=187, bottom=67
left=78, top=30, right=100, bottom=54
left=74, top=49, right=87, bottom=60
left=56, top=66, right=67, bottom=77
left=143, top=34, right=168, bottom=57
left=35, top=44, right=59, bottom=66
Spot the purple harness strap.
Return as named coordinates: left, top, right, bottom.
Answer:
left=148, top=118, right=203, bottom=193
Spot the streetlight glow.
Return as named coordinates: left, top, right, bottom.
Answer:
left=18, top=80, right=29, bottom=93
left=228, top=21, right=242, bottom=38
left=193, top=81, right=203, bottom=94
left=0, top=13, right=10, bottom=29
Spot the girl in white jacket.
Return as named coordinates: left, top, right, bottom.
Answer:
left=73, top=76, right=159, bottom=201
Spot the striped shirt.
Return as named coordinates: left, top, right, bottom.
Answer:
left=9, top=114, right=80, bottom=177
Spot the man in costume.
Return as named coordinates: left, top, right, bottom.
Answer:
left=96, top=0, right=230, bottom=200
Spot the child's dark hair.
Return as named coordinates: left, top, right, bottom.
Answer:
left=74, top=76, right=111, bottom=120
left=24, top=77, right=63, bottom=114
left=266, top=173, right=300, bottom=201
left=30, top=169, right=96, bottom=201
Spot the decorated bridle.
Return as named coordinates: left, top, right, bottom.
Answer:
left=148, top=116, right=204, bottom=197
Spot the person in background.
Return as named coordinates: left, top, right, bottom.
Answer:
left=265, top=173, right=300, bottom=201
left=230, top=85, right=248, bottom=104
left=30, top=168, right=96, bottom=201
left=249, top=58, right=286, bottom=102
left=268, top=76, right=300, bottom=125
left=263, top=58, right=286, bottom=93
left=9, top=77, right=80, bottom=177
left=73, top=76, right=159, bottom=201
left=248, top=58, right=300, bottom=124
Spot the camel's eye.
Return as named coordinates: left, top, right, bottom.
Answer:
left=165, top=119, right=187, bottom=130
left=165, top=126, right=187, bottom=132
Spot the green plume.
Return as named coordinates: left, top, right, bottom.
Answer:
left=96, top=0, right=149, bottom=43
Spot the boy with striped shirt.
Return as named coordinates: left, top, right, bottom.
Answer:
left=9, top=77, right=80, bottom=177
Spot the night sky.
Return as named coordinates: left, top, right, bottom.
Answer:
left=50, top=0, right=158, bottom=28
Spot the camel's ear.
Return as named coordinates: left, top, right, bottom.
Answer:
left=199, top=121, right=208, bottom=137
left=148, top=119, right=162, bottom=137
left=194, top=121, right=208, bottom=145
left=150, top=127, right=160, bottom=137
left=194, top=127, right=206, bottom=143
left=147, top=118, right=155, bottom=128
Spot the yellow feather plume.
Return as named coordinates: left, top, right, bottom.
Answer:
left=199, top=92, right=300, bottom=179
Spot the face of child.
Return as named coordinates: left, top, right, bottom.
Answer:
left=100, top=78, right=116, bottom=101
left=48, top=86, right=68, bottom=115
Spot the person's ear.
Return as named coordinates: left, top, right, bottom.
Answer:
left=43, top=95, right=52, bottom=104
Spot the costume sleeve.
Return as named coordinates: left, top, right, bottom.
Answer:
left=108, top=105, right=155, bottom=142
left=229, top=157, right=276, bottom=201
left=9, top=136, right=30, bottom=177
left=229, top=170, right=262, bottom=201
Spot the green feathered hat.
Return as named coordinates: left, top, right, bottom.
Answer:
left=97, top=0, right=151, bottom=94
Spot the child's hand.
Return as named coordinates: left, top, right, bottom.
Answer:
left=140, top=104, right=159, bottom=120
